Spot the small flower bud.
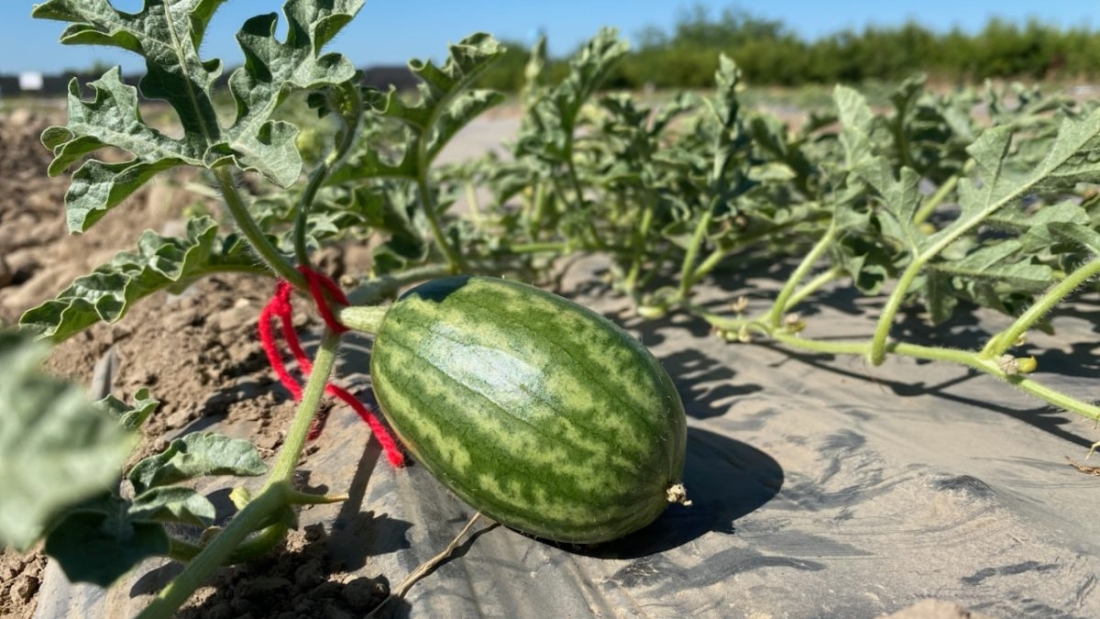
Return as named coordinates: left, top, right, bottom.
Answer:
left=783, top=313, right=806, bottom=334
left=636, top=305, right=667, bottom=319
left=230, top=486, right=252, bottom=510
left=1016, top=356, right=1038, bottom=374
left=998, top=354, right=1036, bottom=375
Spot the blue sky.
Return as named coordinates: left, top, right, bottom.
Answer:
left=1, top=1, right=1096, bottom=74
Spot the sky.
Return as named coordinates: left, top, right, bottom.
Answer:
left=0, top=0, right=1096, bottom=74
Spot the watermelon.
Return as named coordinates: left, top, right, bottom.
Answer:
left=369, top=275, right=688, bottom=544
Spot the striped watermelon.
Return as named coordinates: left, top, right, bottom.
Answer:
left=369, top=275, right=688, bottom=544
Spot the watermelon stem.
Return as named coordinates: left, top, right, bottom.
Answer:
left=345, top=264, right=457, bottom=306
left=339, top=305, right=389, bottom=335
left=367, top=512, right=487, bottom=617
left=667, top=483, right=693, bottom=507
left=286, top=489, right=350, bottom=505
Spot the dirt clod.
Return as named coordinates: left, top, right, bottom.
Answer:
left=7, top=575, right=39, bottom=604
left=0, top=553, right=46, bottom=619
left=341, top=576, right=389, bottom=611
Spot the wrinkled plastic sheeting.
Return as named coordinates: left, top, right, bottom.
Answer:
left=33, top=273, right=1100, bottom=619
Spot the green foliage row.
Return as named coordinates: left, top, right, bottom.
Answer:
left=5, top=3, right=1100, bottom=617
left=478, top=8, right=1100, bottom=91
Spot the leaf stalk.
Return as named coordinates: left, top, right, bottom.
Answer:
left=214, top=167, right=306, bottom=289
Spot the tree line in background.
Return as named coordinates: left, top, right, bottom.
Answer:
left=477, top=7, right=1100, bottom=91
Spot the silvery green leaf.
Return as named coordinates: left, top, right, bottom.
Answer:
left=932, top=241, right=1052, bottom=292
left=96, top=388, right=160, bottom=432
left=44, top=510, right=168, bottom=586
left=857, top=159, right=924, bottom=254
left=20, top=217, right=264, bottom=342
left=834, top=85, right=875, bottom=170
left=929, top=108, right=1100, bottom=249
left=33, top=0, right=365, bottom=231
left=129, top=486, right=216, bottom=527
left=128, top=432, right=266, bottom=495
left=334, top=33, right=505, bottom=182
left=0, top=332, right=133, bottom=551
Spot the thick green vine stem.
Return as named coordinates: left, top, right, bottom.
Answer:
left=294, top=84, right=366, bottom=267
left=345, top=264, right=456, bottom=306
left=166, top=521, right=290, bottom=564
left=766, top=224, right=836, bottom=328
left=692, top=304, right=1100, bottom=423
left=339, top=305, right=389, bottom=335
left=912, top=159, right=977, bottom=226
left=269, top=330, right=343, bottom=482
left=417, top=173, right=467, bottom=272
left=981, top=256, right=1100, bottom=358
left=136, top=484, right=294, bottom=619
left=293, top=163, right=331, bottom=268
left=624, top=199, right=656, bottom=291
left=343, top=260, right=532, bottom=309
left=214, top=167, right=306, bottom=290
left=784, top=265, right=844, bottom=310
left=678, top=199, right=717, bottom=299
left=867, top=254, right=927, bottom=365
left=135, top=330, right=343, bottom=619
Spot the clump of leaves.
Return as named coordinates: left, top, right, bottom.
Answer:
left=694, top=79, right=1100, bottom=422
left=446, top=33, right=1100, bottom=424
left=0, top=332, right=269, bottom=587
left=0, top=331, right=134, bottom=552
left=9, top=1, right=395, bottom=617
left=9, top=3, right=1100, bottom=618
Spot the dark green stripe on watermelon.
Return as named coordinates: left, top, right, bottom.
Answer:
left=370, top=276, right=687, bottom=544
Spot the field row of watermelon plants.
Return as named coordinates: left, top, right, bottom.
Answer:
left=2, top=1, right=1099, bottom=618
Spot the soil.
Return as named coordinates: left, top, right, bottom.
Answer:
left=4, top=108, right=1099, bottom=619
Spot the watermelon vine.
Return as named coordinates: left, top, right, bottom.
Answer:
left=2, top=1, right=1099, bottom=617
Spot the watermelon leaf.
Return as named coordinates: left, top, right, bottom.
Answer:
left=19, top=217, right=266, bottom=342
left=96, top=388, right=161, bottom=432
left=128, top=486, right=217, bottom=528
left=128, top=432, right=267, bottom=495
left=32, top=0, right=365, bottom=232
left=44, top=509, right=170, bottom=587
left=332, top=33, right=506, bottom=182
left=0, top=331, right=134, bottom=552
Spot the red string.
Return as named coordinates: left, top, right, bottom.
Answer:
left=258, top=269, right=405, bottom=467
left=299, top=266, right=349, bottom=334
left=258, top=281, right=301, bottom=400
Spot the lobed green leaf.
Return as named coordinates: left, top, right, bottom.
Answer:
left=928, top=108, right=1100, bottom=251
left=128, top=486, right=217, bottom=527
left=128, top=432, right=266, bottom=495
left=96, top=387, right=161, bottom=432
left=834, top=85, right=875, bottom=171
left=44, top=510, right=169, bottom=587
left=516, top=28, right=628, bottom=164
left=19, top=216, right=264, bottom=342
left=1045, top=221, right=1100, bottom=255
left=33, top=0, right=365, bottom=231
left=857, top=159, right=924, bottom=254
left=334, top=33, right=506, bottom=183
left=932, top=241, right=1053, bottom=291
left=0, top=331, right=134, bottom=551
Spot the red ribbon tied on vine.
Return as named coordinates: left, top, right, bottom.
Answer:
left=258, top=266, right=404, bottom=467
